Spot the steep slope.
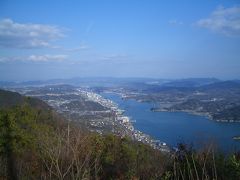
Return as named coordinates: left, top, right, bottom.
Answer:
left=1, top=89, right=239, bottom=180
left=0, top=89, right=51, bottom=110
left=0, top=90, right=169, bottom=179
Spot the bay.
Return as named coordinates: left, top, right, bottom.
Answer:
left=102, top=93, right=240, bottom=153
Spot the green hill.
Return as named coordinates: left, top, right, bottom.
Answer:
left=0, top=89, right=240, bottom=180
left=0, top=89, right=24, bottom=108
left=0, top=89, right=51, bottom=110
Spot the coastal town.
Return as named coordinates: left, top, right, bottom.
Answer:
left=81, top=89, right=170, bottom=152
left=7, top=85, right=171, bottom=153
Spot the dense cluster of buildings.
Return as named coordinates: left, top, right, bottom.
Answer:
left=13, top=85, right=171, bottom=153
left=77, top=89, right=118, bottom=109
left=81, top=90, right=171, bottom=152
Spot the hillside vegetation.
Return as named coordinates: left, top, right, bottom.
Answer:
left=0, top=89, right=240, bottom=179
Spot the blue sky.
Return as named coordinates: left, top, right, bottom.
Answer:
left=0, top=0, right=240, bottom=81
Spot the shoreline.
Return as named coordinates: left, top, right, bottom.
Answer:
left=151, top=108, right=240, bottom=123
left=100, top=92, right=171, bottom=153
left=99, top=92, right=240, bottom=153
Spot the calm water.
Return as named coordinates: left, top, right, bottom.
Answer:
left=102, top=93, right=240, bottom=152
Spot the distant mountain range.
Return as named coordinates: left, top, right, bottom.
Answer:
left=159, top=78, right=220, bottom=88
left=1, top=78, right=240, bottom=122
left=0, top=77, right=233, bottom=88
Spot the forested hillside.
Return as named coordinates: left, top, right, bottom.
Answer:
left=0, top=89, right=240, bottom=179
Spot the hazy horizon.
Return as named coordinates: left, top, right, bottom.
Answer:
left=0, top=76, right=237, bottom=83
left=1, top=0, right=240, bottom=81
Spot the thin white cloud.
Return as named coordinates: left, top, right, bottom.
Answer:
left=169, top=20, right=183, bottom=25
left=0, top=54, right=68, bottom=62
left=85, top=21, right=94, bottom=35
left=0, top=56, right=22, bottom=62
left=101, top=54, right=129, bottom=61
left=0, top=18, right=64, bottom=49
left=66, top=43, right=90, bottom=52
left=196, top=5, right=240, bottom=36
left=27, top=55, right=68, bottom=62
